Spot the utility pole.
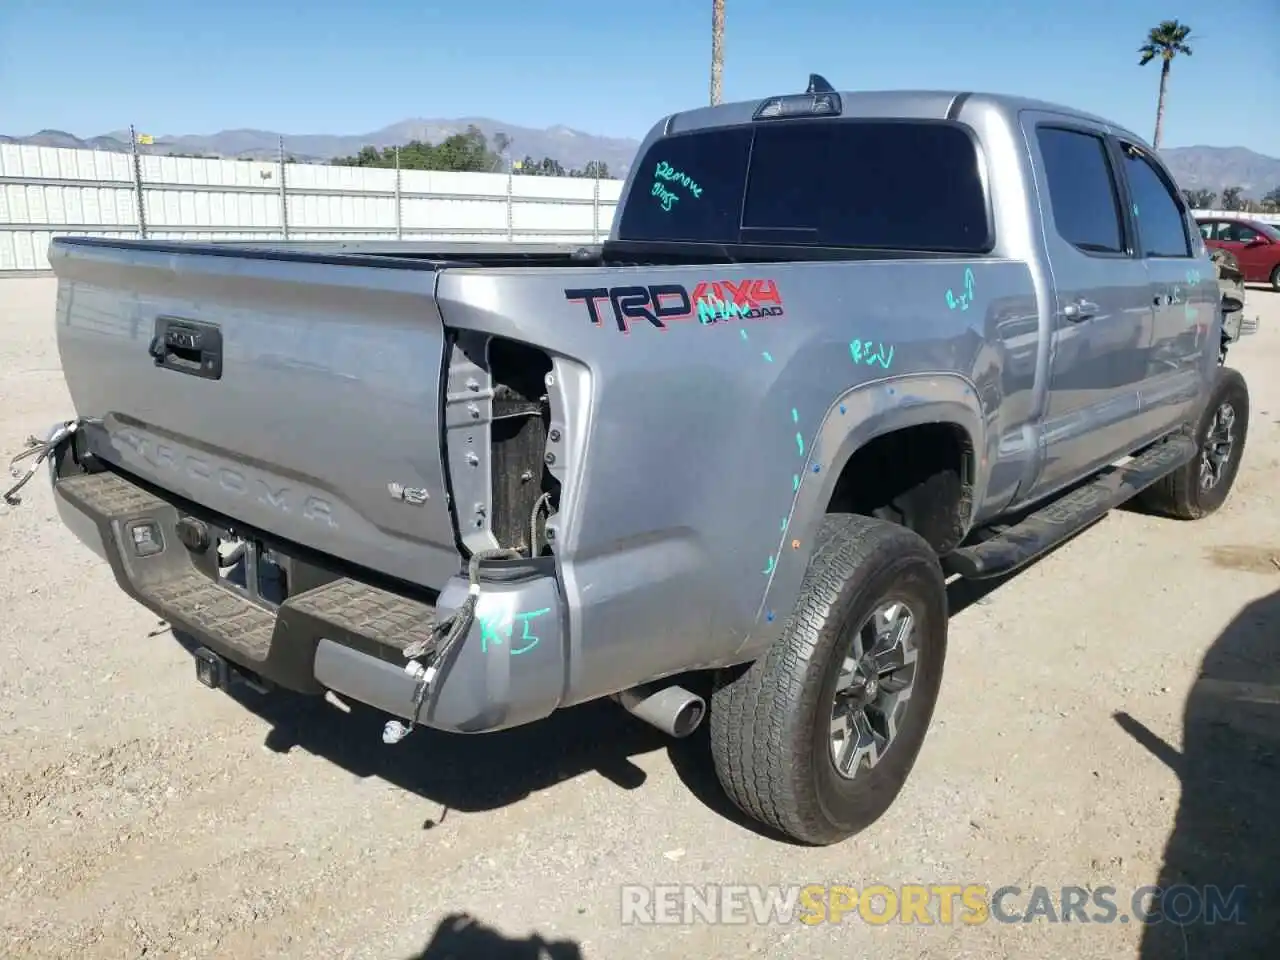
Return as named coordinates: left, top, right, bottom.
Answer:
left=710, top=0, right=725, bottom=105
left=394, top=145, right=403, bottom=240
left=278, top=136, right=289, bottom=240
left=129, top=124, right=148, bottom=239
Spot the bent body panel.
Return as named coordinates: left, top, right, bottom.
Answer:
left=436, top=257, right=1034, bottom=702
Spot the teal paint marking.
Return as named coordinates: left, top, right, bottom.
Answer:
left=793, top=474, right=800, bottom=491
left=850, top=339, right=895, bottom=369
left=740, top=329, right=749, bottom=342
left=763, top=555, right=776, bottom=575
left=479, top=607, right=552, bottom=655
left=651, top=181, right=679, bottom=213
left=697, top=296, right=749, bottom=324
left=654, top=160, right=704, bottom=198
left=762, top=351, right=774, bottom=362
left=945, top=267, right=975, bottom=311
left=1186, top=268, right=1203, bottom=286
left=791, top=408, right=799, bottom=423
left=795, top=433, right=805, bottom=456
left=780, top=517, right=788, bottom=531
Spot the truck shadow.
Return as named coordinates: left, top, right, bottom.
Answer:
left=164, top=521, right=1102, bottom=843
left=1113, top=588, right=1280, bottom=958
left=406, top=911, right=583, bottom=959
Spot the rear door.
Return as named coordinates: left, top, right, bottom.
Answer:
left=1115, top=141, right=1218, bottom=437
left=50, top=238, right=463, bottom=590
left=1023, top=118, right=1154, bottom=498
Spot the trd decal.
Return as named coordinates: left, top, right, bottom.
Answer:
left=564, top=279, right=784, bottom=333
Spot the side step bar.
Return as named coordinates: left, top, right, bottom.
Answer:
left=946, top=434, right=1197, bottom=580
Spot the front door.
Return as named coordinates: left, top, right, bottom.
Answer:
left=1023, top=119, right=1155, bottom=501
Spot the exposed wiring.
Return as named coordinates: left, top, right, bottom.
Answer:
left=4, top=420, right=81, bottom=506
left=383, top=538, right=537, bottom=744
left=384, top=488, right=558, bottom=743
left=529, top=490, right=552, bottom=557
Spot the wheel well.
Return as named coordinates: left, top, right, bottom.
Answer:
left=825, top=423, right=974, bottom=554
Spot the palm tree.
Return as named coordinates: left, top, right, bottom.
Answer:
left=1138, top=20, right=1193, bottom=150
left=711, top=0, right=725, bottom=105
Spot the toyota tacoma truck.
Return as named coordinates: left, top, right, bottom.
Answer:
left=18, top=78, right=1256, bottom=846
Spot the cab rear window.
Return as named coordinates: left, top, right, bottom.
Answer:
left=618, top=119, right=991, bottom=253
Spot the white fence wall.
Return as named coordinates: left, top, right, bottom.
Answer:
left=0, top=143, right=625, bottom=272
left=2, top=142, right=1277, bottom=274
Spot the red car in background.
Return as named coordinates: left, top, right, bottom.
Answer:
left=1196, top=216, right=1280, bottom=291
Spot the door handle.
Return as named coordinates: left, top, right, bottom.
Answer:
left=150, top=316, right=224, bottom=380
left=1061, top=299, right=1100, bottom=322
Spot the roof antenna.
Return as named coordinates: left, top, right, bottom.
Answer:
left=806, top=74, right=834, bottom=94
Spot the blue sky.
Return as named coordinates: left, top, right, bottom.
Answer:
left=2, top=0, right=1277, bottom=155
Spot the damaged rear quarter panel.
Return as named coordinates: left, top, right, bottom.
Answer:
left=435, top=257, right=1032, bottom=703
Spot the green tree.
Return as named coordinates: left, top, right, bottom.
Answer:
left=1139, top=20, right=1193, bottom=149
left=576, top=160, right=611, bottom=179
left=1183, top=188, right=1216, bottom=209
left=515, top=155, right=567, bottom=177
left=1220, top=186, right=1244, bottom=211
left=331, top=125, right=502, bottom=173
left=1262, top=186, right=1280, bottom=212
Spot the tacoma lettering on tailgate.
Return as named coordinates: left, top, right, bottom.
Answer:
left=116, top=428, right=337, bottom=527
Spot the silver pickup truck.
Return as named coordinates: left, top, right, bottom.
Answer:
left=23, top=78, right=1256, bottom=846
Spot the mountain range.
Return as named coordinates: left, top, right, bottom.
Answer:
left=0, top=118, right=642, bottom=178
left=3, top=120, right=1278, bottom=198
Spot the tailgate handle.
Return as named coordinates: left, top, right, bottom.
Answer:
left=149, top=317, right=223, bottom=380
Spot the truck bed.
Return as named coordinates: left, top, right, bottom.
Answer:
left=49, top=233, right=1038, bottom=699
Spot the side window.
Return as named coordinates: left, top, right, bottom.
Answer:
left=1225, top=223, right=1259, bottom=243
left=1035, top=127, right=1124, bottom=254
left=1122, top=149, right=1192, bottom=258
left=1197, top=221, right=1215, bottom=240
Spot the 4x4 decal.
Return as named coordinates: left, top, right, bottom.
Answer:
left=564, top=279, right=784, bottom=333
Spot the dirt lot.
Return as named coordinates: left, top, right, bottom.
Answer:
left=2, top=277, right=1278, bottom=959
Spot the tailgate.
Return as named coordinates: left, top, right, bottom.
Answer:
left=49, top=237, right=462, bottom=589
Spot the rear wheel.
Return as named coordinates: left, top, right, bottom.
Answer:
left=709, top=514, right=948, bottom=845
left=1270, top=265, right=1280, bottom=293
left=1136, top=366, right=1250, bottom=520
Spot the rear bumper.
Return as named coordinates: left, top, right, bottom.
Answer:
left=50, top=460, right=568, bottom=735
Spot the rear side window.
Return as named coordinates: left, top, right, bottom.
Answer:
left=1036, top=127, right=1124, bottom=254
left=617, top=119, right=991, bottom=252
left=1123, top=149, right=1192, bottom=258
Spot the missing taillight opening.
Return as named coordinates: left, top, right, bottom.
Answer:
left=488, top=337, right=558, bottom=555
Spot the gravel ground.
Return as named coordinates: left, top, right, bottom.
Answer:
left=2, top=277, right=1278, bottom=959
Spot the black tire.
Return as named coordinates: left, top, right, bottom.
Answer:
left=709, top=514, right=948, bottom=845
left=1137, top=366, right=1250, bottom=520
left=1271, top=265, right=1280, bottom=293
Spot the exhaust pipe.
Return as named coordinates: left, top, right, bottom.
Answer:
left=616, top=682, right=706, bottom=738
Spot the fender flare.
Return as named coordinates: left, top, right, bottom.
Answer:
left=738, top=372, right=988, bottom=658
